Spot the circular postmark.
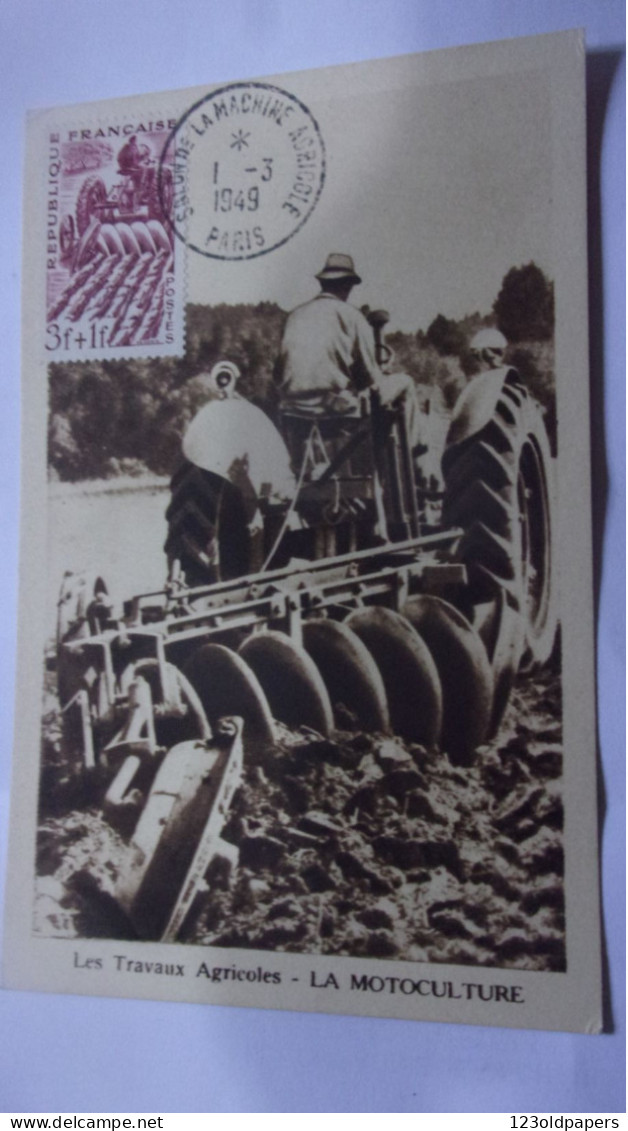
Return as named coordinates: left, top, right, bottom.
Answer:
left=159, top=82, right=326, bottom=261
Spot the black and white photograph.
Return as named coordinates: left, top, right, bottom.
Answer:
left=41, top=265, right=564, bottom=972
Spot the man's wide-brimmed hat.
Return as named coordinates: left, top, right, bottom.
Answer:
left=315, top=252, right=361, bottom=285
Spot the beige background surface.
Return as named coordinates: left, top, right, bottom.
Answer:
left=0, top=0, right=624, bottom=1115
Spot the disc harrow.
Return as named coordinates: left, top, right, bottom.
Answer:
left=51, top=358, right=557, bottom=943
left=54, top=531, right=499, bottom=937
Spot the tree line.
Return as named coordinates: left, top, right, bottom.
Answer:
left=48, top=262, right=555, bottom=481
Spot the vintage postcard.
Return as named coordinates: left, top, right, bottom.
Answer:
left=3, top=30, right=602, bottom=1031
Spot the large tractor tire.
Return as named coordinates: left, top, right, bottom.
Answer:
left=442, top=368, right=557, bottom=667
left=76, top=176, right=107, bottom=236
left=164, top=462, right=252, bottom=586
left=152, top=165, right=174, bottom=226
left=59, top=214, right=75, bottom=261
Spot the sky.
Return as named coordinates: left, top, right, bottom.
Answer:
left=186, top=53, right=555, bottom=333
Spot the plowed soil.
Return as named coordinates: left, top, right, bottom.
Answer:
left=36, top=657, right=565, bottom=972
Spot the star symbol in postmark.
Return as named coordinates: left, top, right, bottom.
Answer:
left=230, top=130, right=251, bottom=151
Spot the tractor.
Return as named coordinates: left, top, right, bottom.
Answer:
left=53, top=313, right=556, bottom=942
left=59, top=157, right=174, bottom=271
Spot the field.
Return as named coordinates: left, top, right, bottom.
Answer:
left=37, top=479, right=565, bottom=972
left=46, top=476, right=170, bottom=639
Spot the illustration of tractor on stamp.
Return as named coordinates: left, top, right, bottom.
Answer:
left=58, top=135, right=174, bottom=272
left=54, top=307, right=557, bottom=944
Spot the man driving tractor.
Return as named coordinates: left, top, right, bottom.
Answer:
left=275, top=253, right=426, bottom=466
left=117, top=134, right=152, bottom=195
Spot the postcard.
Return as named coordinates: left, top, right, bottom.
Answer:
left=2, top=29, right=603, bottom=1031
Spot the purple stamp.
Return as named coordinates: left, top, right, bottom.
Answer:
left=161, top=82, right=326, bottom=260
left=45, top=120, right=183, bottom=358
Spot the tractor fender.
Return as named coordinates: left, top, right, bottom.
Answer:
left=183, top=398, right=296, bottom=501
left=446, top=366, right=517, bottom=447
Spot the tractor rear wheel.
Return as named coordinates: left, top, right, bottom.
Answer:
left=164, top=462, right=252, bottom=586
left=59, top=214, right=75, bottom=261
left=442, top=369, right=557, bottom=666
left=152, top=165, right=174, bottom=226
left=76, top=176, right=107, bottom=236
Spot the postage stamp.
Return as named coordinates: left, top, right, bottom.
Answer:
left=162, top=82, right=326, bottom=261
left=45, top=119, right=183, bottom=359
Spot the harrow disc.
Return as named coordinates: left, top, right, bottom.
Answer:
left=146, top=218, right=172, bottom=252
left=183, top=644, right=276, bottom=752
left=129, top=220, right=159, bottom=254
left=302, top=618, right=391, bottom=732
left=401, top=595, right=494, bottom=764
left=97, top=223, right=127, bottom=257
left=117, top=738, right=227, bottom=939
left=239, top=631, right=334, bottom=738
left=114, top=222, right=143, bottom=256
left=345, top=606, right=442, bottom=748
